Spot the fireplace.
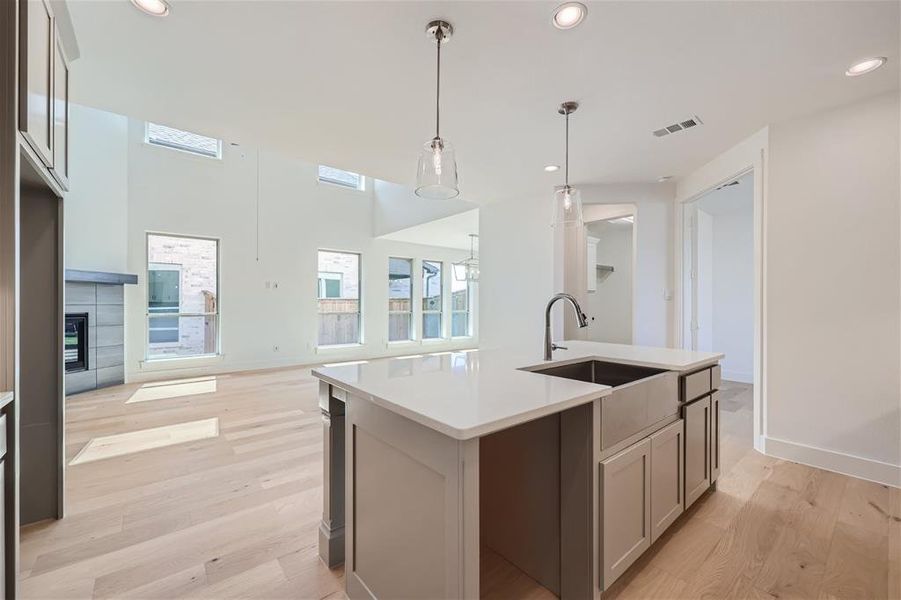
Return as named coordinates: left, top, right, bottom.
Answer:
left=64, top=313, right=88, bottom=373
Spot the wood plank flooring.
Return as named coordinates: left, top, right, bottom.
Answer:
left=19, top=374, right=896, bottom=599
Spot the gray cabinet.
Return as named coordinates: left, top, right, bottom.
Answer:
left=19, top=0, right=55, bottom=166
left=710, top=392, right=720, bottom=483
left=600, top=437, right=651, bottom=590
left=50, top=28, right=69, bottom=189
left=19, top=0, right=70, bottom=190
left=650, top=419, right=683, bottom=542
left=684, top=396, right=711, bottom=509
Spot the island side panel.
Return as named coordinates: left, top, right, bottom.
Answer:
left=318, top=381, right=345, bottom=568
left=345, top=391, right=479, bottom=600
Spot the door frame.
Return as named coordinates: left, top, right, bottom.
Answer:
left=673, top=128, right=768, bottom=453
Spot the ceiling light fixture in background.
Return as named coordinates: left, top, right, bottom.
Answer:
left=845, top=57, right=887, bottom=77
left=552, top=2, right=587, bottom=29
left=130, top=0, right=170, bottom=17
left=544, top=164, right=560, bottom=172
left=657, top=175, right=672, bottom=183
left=552, top=101, right=583, bottom=228
left=454, top=234, right=480, bottom=282
left=415, top=20, right=460, bottom=200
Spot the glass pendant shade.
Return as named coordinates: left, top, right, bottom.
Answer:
left=454, top=234, right=479, bottom=282
left=416, top=137, right=459, bottom=199
left=552, top=185, right=583, bottom=228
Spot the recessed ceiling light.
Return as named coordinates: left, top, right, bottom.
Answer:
left=130, top=0, right=170, bottom=17
left=544, top=164, right=560, bottom=172
left=845, top=57, right=887, bottom=77
left=657, top=175, right=672, bottom=183
left=552, top=2, right=587, bottom=29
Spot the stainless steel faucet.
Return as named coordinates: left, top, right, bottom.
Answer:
left=544, top=293, right=589, bottom=360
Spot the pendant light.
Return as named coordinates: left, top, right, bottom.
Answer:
left=415, top=20, right=460, bottom=200
left=454, top=234, right=480, bottom=282
left=552, top=101, right=583, bottom=228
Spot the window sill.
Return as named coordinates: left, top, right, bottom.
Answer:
left=421, top=338, right=448, bottom=344
left=387, top=340, right=418, bottom=347
left=140, top=353, right=223, bottom=371
left=316, top=343, right=364, bottom=354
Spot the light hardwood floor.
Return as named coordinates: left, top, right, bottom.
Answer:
left=20, top=373, right=898, bottom=599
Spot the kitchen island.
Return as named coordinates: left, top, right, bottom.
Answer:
left=312, top=341, right=723, bottom=599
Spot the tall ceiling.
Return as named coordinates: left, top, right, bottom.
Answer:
left=68, top=1, right=898, bottom=203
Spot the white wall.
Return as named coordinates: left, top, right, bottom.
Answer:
left=583, top=221, right=632, bottom=344
left=372, top=179, right=474, bottom=237
left=765, top=91, right=900, bottom=480
left=479, top=194, right=556, bottom=351
left=64, top=104, right=128, bottom=273
left=66, top=106, right=477, bottom=382
left=481, top=183, right=675, bottom=352
left=711, top=207, right=754, bottom=382
left=676, top=92, right=900, bottom=485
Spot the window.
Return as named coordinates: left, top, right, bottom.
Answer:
left=388, top=258, right=413, bottom=342
left=146, top=234, right=219, bottom=359
left=318, top=250, right=361, bottom=346
left=146, top=122, right=221, bottom=158
left=318, top=165, right=364, bottom=190
left=422, top=261, right=443, bottom=339
left=451, top=276, right=471, bottom=337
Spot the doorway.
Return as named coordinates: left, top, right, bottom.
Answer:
left=583, top=215, right=634, bottom=343
left=682, top=172, right=755, bottom=449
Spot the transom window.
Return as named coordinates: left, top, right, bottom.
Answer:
left=146, top=233, right=219, bottom=359
left=318, top=250, right=361, bottom=346
left=422, top=261, right=443, bottom=340
left=318, top=165, right=364, bottom=190
left=388, top=258, right=413, bottom=342
left=145, top=122, right=221, bottom=158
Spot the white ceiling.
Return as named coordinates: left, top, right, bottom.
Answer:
left=68, top=1, right=899, bottom=204
left=380, top=209, right=479, bottom=251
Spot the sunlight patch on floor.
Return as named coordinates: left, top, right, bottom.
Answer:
left=127, top=377, right=218, bottom=403
left=69, top=417, right=220, bottom=465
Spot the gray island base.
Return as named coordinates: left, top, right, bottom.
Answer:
left=313, top=342, right=723, bottom=599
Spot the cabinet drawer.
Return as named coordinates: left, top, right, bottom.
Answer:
left=682, top=368, right=711, bottom=402
left=711, top=365, right=722, bottom=390
left=0, top=413, right=6, bottom=458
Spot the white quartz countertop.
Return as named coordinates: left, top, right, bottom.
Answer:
left=312, top=341, right=723, bottom=441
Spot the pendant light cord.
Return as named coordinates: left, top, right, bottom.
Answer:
left=564, top=110, right=570, bottom=188
left=435, top=28, right=442, bottom=140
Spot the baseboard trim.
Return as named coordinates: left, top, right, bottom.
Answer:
left=763, top=436, right=900, bottom=488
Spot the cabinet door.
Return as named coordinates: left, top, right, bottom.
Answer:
left=601, top=437, right=651, bottom=590
left=684, top=395, right=711, bottom=509
left=50, top=29, right=69, bottom=189
left=19, top=0, right=55, bottom=166
left=0, top=460, right=5, bottom=600
left=650, top=419, right=683, bottom=542
left=710, top=392, right=720, bottom=483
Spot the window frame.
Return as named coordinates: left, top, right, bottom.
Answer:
left=388, top=257, right=415, bottom=343
left=317, top=165, right=365, bottom=191
left=451, top=275, right=472, bottom=339
left=421, top=260, right=444, bottom=340
left=316, top=249, right=363, bottom=348
left=145, top=232, right=221, bottom=361
left=144, top=122, right=222, bottom=159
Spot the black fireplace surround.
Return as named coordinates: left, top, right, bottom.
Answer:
left=64, top=313, right=88, bottom=373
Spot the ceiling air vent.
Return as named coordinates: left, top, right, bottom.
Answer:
left=653, top=115, right=703, bottom=138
